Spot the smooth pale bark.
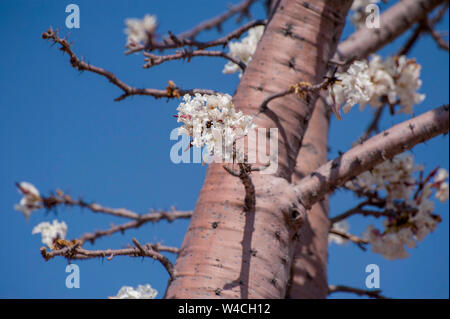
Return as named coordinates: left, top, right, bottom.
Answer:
left=287, top=102, right=330, bottom=298
left=287, top=0, right=447, bottom=299
left=165, top=0, right=352, bottom=298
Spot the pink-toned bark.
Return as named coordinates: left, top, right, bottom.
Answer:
left=165, top=0, right=353, bottom=298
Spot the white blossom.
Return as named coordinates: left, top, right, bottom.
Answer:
left=391, top=56, right=426, bottom=113
left=328, top=220, right=350, bottom=245
left=223, top=26, right=264, bottom=76
left=124, top=14, right=157, bottom=44
left=328, top=55, right=425, bottom=119
left=353, top=156, right=448, bottom=260
left=345, top=154, right=422, bottom=202
left=32, top=220, right=68, bottom=249
left=14, top=181, right=41, bottom=220
left=434, top=168, right=449, bottom=202
left=363, top=225, right=409, bottom=260
left=328, top=60, right=372, bottom=118
left=111, top=284, right=157, bottom=299
left=176, top=93, right=255, bottom=162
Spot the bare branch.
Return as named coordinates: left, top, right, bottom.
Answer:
left=328, top=285, right=388, bottom=299
left=79, top=209, right=193, bottom=244
left=172, top=0, right=257, bottom=40
left=126, top=19, right=266, bottom=55
left=258, top=79, right=330, bottom=113
left=41, top=238, right=176, bottom=280
left=397, top=2, right=449, bottom=56
left=295, top=105, right=449, bottom=209
left=41, top=28, right=215, bottom=101
left=329, top=229, right=368, bottom=251
left=223, top=162, right=256, bottom=213
left=359, top=108, right=384, bottom=142
left=35, top=188, right=192, bottom=223
left=143, top=49, right=246, bottom=70
left=424, top=19, right=450, bottom=51
left=337, top=0, right=446, bottom=61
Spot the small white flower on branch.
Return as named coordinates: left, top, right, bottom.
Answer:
left=328, top=55, right=425, bottom=119
left=110, top=284, right=158, bottom=299
left=328, top=220, right=350, bottom=245
left=434, top=168, right=449, bottom=202
left=346, top=154, right=422, bottom=202
left=223, top=25, right=264, bottom=76
left=176, top=93, right=255, bottom=162
left=14, top=182, right=42, bottom=220
left=32, top=220, right=68, bottom=249
left=349, top=155, right=448, bottom=260
left=124, top=14, right=157, bottom=44
left=328, top=60, right=372, bottom=119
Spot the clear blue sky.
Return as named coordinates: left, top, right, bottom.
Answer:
left=0, top=0, right=448, bottom=299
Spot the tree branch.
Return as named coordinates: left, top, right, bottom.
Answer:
left=397, top=2, right=449, bottom=56
left=41, top=238, right=176, bottom=280
left=258, top=79, right=330, bottom=113
left=328, top=285, right=388, bottom=299
left=143, top=49, right=246, bottom=70
left=337, top=0, right=446, bottom=61
left=79, top=209, right=192, bottom=244
left=329, top=229, right=368, bottom=251
left=295, top=105, right=449, bottom=209
left=38, top=189, right=192, bottom=222
left=41, top=28, right=216, bottom=101
left=170, top=0, right=257, bottom=40
left=126, top=19, right=266, bottom=55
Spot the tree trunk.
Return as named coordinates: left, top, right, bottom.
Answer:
left=165, top=0, right=352, bottom=299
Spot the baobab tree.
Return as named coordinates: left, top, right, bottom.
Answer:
left=13, top=0, right=449, bottom=299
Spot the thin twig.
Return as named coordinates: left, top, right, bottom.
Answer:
left=41, top=238, right=176, bottom=280
left=223, top=159, right=256, bottom=213
left=397, top=2, right=449, bottom=56
left=258, top=79, right=330, bottom=113
left=126, top=19, right=266, bottom=55
left=177, top=0, right=257, bottom=39
left=35, top=188, right=192, bottom=222
left=143, top=49, right=246, bottom=70
left=360, top=107, right=384, bottom=142
left=79, top=209, right=193, bottom=244
left=42, top=28, right=216, bottom=101
left=328, top=285, right=388, bottom=299
left=329, top=229, right=368, bottom=251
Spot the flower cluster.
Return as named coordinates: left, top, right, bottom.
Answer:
left=223, top=26, right=264, bottom=76
left=346, top=155, right=448, bottom=259
left=124, top=14, right=157, bottom=44
left=346, top=154, right=423, bottom=203
left=176, top=93, right=255, bottom=162
left=328, top=220, right=350, bottom=245
left=350, top=0, right=379, bottom=29
left=32, top=220, right=68, bottom=249
left=328, top=55, right=425, bottom=119
left=111, top=284, right=158, bottom=299
left=14, top=182, right=41, bottom=220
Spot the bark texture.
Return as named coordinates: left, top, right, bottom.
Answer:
left=165, top=0, right=352, bottom=298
